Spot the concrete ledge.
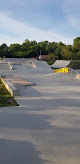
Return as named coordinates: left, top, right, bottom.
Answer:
left=8, top=61, right=15, bottom=70
left=22, top=61, right=37, bottom=69
left=68, top=67, right=80, bottom=79
left=1, top=78, right=19, bottom=96
left=32, top=62, right=37, bottom=69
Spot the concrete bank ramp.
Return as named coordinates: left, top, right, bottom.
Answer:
left=51, top=60, right=71, bottom=68
left=4, top=58, right=53, bottom=74
left=0, top=63, right=10, bottom=70
left=4, top=58, right=26, bottom=63
left=32, top=60, right=53, bottom=73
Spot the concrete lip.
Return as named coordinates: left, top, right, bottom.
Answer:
left=0, top=63, right=10, bottom=70
left=51, top=60, right=71, bottom=68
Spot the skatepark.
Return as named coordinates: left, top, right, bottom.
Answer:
left=0, top=58, right=80, bottom=164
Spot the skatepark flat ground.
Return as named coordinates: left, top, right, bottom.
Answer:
left=0, top=59, right=80, bottom=164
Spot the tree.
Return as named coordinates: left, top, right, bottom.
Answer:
left=9, top=44, right=21, bottom=57
left=62, top=45, right=73, bottom=60
left=73, top=37, right=80, bottom=51
left=0, top=43, right=8, bottom=57
left=48, top=53, right=55, bottom=60
left=1, top=37, right=80, bottom=60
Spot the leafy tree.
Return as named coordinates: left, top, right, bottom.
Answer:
left=0, top=37, right=80, bottom=60
left=0, top=43, right=8, bottom=57
left=48, top=53, right=55, bottom=60
left=76, top=51, right=80, bottom=60
left=73, top=37, right=80, bottom=51
left=62, top=45, right=73, bottom=60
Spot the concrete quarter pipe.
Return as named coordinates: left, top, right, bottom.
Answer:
left=51, top=60, right=71, bottom=68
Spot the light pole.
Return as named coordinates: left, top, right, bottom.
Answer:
left=39, top=50, right=41, bottom=60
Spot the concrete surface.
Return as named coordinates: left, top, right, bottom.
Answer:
left=0, top=58, right=80, bottom=164
left=0, top=63, right=10, bottom=70
left=68, top=67, right=80, bottom=79
left=51, top=60, right=71, bottom=68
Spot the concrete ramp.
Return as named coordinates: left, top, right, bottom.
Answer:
left=22, top=59, right=53, bottom=74
left=0, top=63, right=10, bottom=70
left=51, top=60, right=71, bottom=68
left=32, top=60, right=53, bottom=73
left=4, top=58, right=53, bottom=73
left=4, top=59, right=53, bottom=73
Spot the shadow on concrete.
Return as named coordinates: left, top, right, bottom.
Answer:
left=0, top=111, right=51, bottom=130
left=16, top=97, right=80, bottom=109
left=0, top=139, right=46, bottom=164
left=17, top=85, right=42, bottom=97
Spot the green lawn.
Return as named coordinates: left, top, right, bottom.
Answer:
left=68, top=60, right=80, bottom=69
left=46, top=60, right=55, bottom=65
left=0, top=79, right=19, bottom=107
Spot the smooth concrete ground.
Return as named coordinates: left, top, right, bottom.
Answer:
left=0, top=59, right=80, bottom=164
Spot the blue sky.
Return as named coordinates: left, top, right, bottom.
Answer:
left=0, top=0, right=80, bottom=45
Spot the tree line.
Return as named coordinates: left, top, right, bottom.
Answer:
left=0, top=37, right=80, bottom=60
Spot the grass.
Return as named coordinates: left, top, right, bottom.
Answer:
left=46, top=60, right=55, bottom=65
left=0, top=79, right=19, bottom=107
left=68, top=60, right=80, bottom=69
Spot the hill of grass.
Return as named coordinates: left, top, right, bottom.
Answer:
left=68, top=60, right=80, bottom=69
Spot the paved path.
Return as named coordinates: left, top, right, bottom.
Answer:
left=0, top=59, right=80, bottom=164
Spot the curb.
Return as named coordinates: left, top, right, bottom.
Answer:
left=8, top=61, right=15, bottom=70
left=68, top=67, right=80, bottom=79
left=32, top=62, right=37, bottom=69
left=1, top=77, right=19, bottom=96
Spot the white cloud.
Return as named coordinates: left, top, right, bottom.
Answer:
left=0, top=34, right=23, bottom=46
left=66, top=15, right=79, bottom=27
left=63, top=0, right=80, bottom=28
left=0, top=12, right=73, bottom=45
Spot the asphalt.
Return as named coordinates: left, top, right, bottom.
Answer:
left=0, top=58, right=80, bottom=164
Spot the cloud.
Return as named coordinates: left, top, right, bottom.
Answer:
left=0, top=12, right=73, bottom=45
left=63, top=0, right=80, bottom=28
left=0, top=34, right=24, bottom=46
left=66, top=15, right=79, bottom=27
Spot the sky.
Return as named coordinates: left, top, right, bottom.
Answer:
left=0, top=0, right=80, bottom=46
